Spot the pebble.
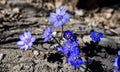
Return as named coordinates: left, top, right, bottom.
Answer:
left=80, top=65, right=86, bottom=72
left=82, top=35, right=91, bottom=43
left=75, top=9, right=85, bottom=16
left=12, top=8, right=20, bottom=13
left=114, top=27, right=120, bottom=35
left=0, top=0, right=6, bottom=5
left=105, top=13, right=112, bottom=19
left=100, top=38, right=117, bottom=48
left=33, top=50, right=39, bottom=56
left=0, top=53, right=4, bottom=60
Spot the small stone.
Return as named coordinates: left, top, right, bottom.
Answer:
left=13, top=8, right=20, bottom=13
left=106, top=8, right=114, bottom=13
left=33, top=50, right=39, bottom=56
left=80, top=64, right=86, bottom=72
left=0, top=53, right=4, bottom=60
left=100, top=38, right=117, bottom=49
left=0, top=0, right=6, bottom=5
left=83, top=35, right=91, bottom=43
left=105, top=13, right=112, bottom=19
left=114, top=27, right=120, bottom=34
left=75, top=9, right=84, bottom=16
left=43, top=43, right=51, bottom=49
left=52, top=31, right=57, bottom=36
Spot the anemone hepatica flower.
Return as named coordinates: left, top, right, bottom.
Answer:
left=63, top=30, right=73, bottom=40
left=63, top=40, right=78, bottom=55
left=48, top=8, right=71, bottom=27
left=113, top=50, right=120, bottom=72
left=90, top=31, right=103, bottom=42
left=42, top=26, right=52, bottom=42
left=16, top=31, right=36, bottom=50
left=113, top=57, right=120, bottom=70
left=56, top=40, right=78, bottom=55
left=118, top=50, right=120, bottom=56
left=56, top=45, right=79, bottom=55
left=67, top=53, right=84, bottom=68
left=113, top=69, right=118, bottom=72
left=56, top=46, right=63, bottom=52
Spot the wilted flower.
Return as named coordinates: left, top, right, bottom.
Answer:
left=90, top=31, right=103, bottom=42
left=48, top=8, right=71, bottom=27
left=16, top=31, right=36, bottom=50
left=42, top=26, right=52, bottom=42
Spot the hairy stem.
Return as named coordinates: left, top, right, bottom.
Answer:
left=52, top=36, right=62, bottom=47
left=61, top=25, right=64, bottom=38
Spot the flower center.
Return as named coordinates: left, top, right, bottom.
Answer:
left=95, top=33, right=99, bottom=37
left=24, top=39, right=30, bottom=44
left=66, top=34, right=70, bottom=39
left=46, top=32, right=49, bottom=35
left=73, top=56, right=77, bottom=61
left=57, top=15, right=63, bottom=21
left=67, top=45, right=71, bottom=49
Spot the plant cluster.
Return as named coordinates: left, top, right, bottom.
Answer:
left=16, top=7, right=120, bottom=72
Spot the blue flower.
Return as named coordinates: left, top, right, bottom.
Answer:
left=71, top=35, right=77, bottom=42
left=56, top=45, right=79, bottom=55
left=48, top=8, right=71, bottom=27
left=63, top=30, right=73, bottom=40
left=42, top=26, right=52, bottom=42
left=67, top=53, right=84, bottom=68
left=63, top=40, right=78, bottom=55
left=56, top=46, right=63, bottom=52
left=16, top=31, right=36, bottom=50
left=113, top=50, right=120, bottom=71
left=113, top=69, right=118, bottom=72
left=90, top=31, right=103, bottom=42
left=118, top=50, right=120, bottom=56
left=113, top=57, right=120, bottom=70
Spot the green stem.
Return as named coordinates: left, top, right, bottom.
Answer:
left=32, top=45, right=48, bottom=52
left=32, top=45, right=41, bottom=51
left=61, top=25, right=64, bottom=38
left=52, top=36, right=62, bottom=47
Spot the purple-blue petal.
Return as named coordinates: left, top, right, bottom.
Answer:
left=50, top=13, right=57, bottom=18
left=16, top=41, right=24, bottom=45
left=19, top=35, right=25, bottom=40
left=56, top=46, right=63, bottom=52
left=78, top=58, right=84, bottom=65
left=113, top=69, right=118, bottom=72
left=56, top=8, right=60, bottom=14
left=60, top=8, right=67, bottom=15
left=24, top=45, right=29, bottom=50
left=28, top=42, right=33, bottom=47
left=63, top=14, right=71, bottom=19
left=24, top=32, right=28, bottom=38
left=54, top=21, right=59, bottom=27
left=62, top=19, right=67, bottom=24
left=20, top=45, right=25, bottom=50
left=31, top=37, right=36, bottom=42
left=44, top=36, right=51, bottom=42
left=48, top=17, right=56, bottom=22
left=58, top=21, right=63, bottom=26
left=27, top=31, right=31, bottom=38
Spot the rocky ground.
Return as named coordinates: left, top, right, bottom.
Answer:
left=0, top=0, right=120, bottom=72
